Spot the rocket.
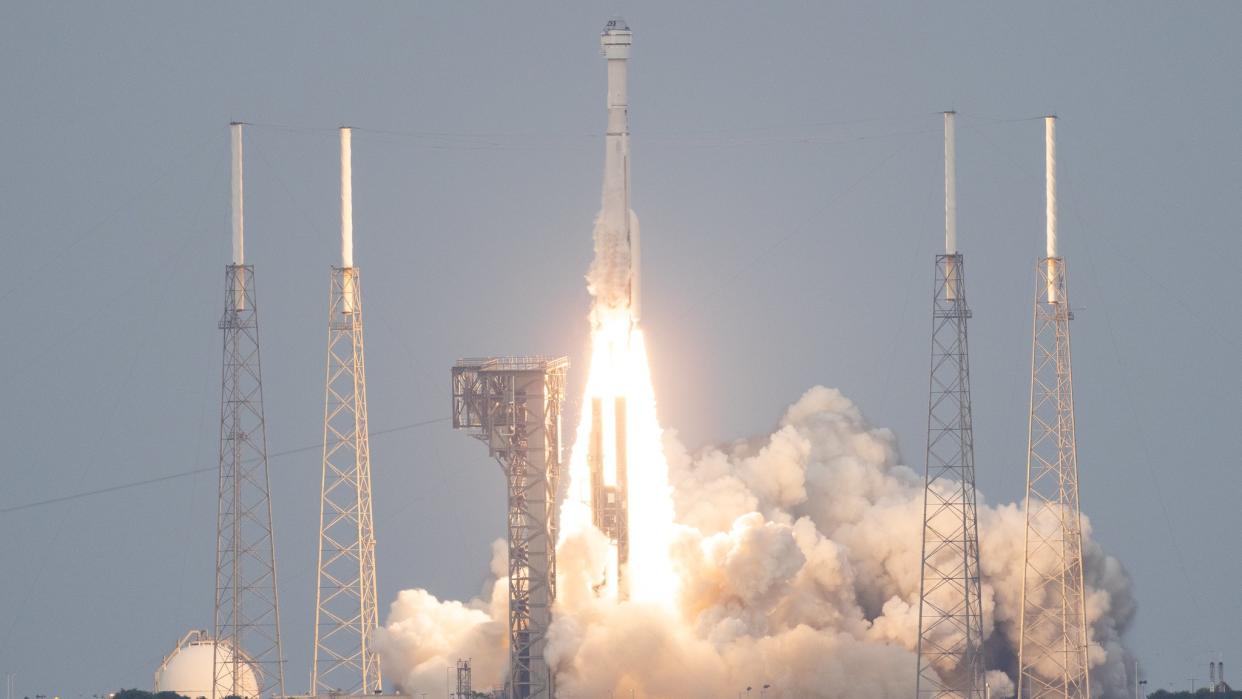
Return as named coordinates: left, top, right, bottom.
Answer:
left=588, top=18, right=637, bottom=599
left=600, top=17, right=640, bottom=322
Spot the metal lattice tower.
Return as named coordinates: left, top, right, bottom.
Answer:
left=915, top=112, right=986, bottom=699
left=456, top=659, right=473, bottom=698
left=453, top=357, right=568, bottom=699
left=311, top=127, right=382, bottom=696
left=214, top=123, right=285, bottom=699
left=915, top=254, right=986, bottom=699
left=1018, top=116, right=1090, bottom=699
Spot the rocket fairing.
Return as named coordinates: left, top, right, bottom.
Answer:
left=600, top=17, right=640, bottom=322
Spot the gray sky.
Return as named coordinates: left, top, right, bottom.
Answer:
left=0, top=2, right=1239, bottom=695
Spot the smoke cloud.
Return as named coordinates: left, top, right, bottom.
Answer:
left=377, top=386, right=1136, bottom=698
left=584, top=210, right=638, bottom=317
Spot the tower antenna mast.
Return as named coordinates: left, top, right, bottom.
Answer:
left=311, top=127, right=382, bottom=695
left=914, top=111, right=987, bottom=699
left=213, top=121, right=286, bottom=699
left=1017, top=116, right=1091, bottom=699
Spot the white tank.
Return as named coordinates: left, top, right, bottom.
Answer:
left=154, top=630, right=259, bottom=699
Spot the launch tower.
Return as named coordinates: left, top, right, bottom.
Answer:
left=914, top=112, right=987, bottom=699
left=452, top=357, right=568, bottom=699
left=456, top=659, right=473, bottom=699
left=213, top=122, right=285, bottom=699
left=1017, top=116, right=1091, bottom=699
left=311, top=127, right=382, bottom=695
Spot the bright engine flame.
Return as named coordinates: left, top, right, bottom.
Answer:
left=561, top=306, right=678, bottom=608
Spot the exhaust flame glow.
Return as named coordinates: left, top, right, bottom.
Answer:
left=560, top=305, right=678, bottom=608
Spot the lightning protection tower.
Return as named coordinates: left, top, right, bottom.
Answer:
left=915, top=112, right=986, bottom=699
left=311, top=127, right=382, bottom=695
left=214, top=122, right=286, bottom=699
left=453, top=357, right=568, bottom=699
left=1017, top=116, right=1091, bottom=699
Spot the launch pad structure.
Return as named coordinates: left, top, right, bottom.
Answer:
left=915, top=112, right=987, bottom=699
left=456, top=659, right=473, bottom=698
left=1017, top=117, right=1090, bottom=699
left=213, top=123, right=286, bottom=699
left=453, top=357, right=568, bottom=699
left=311, top=127, right=382, bottom=696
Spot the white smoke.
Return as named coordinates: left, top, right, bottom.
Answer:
left=374, top=539, right=509, bottom=692
left=584, top=210, right=638, bottom=318
left=377, top=386, right=1136, bottom=698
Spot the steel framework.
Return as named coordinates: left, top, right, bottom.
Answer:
left=915, top=254, right=986, bottom=699
left=214, top=264, right=285, bottom=699
left=312, top=266, right=381, bottom=695
left=1018, top=257, right=1090, bottom=699
left=456, top=659, right=473, bottom=699
left=453, top=357, right=568, bottom=699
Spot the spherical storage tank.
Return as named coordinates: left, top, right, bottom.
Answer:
left=154, top=630, right=259, bottom=699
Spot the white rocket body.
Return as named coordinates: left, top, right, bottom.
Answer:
left=601, top=18, right=639, bottom=322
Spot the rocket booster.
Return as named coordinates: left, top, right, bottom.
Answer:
left=600, top=17, right=640, bottom=322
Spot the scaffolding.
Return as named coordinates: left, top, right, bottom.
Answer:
left=453, top=357, right=568, bottom=699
